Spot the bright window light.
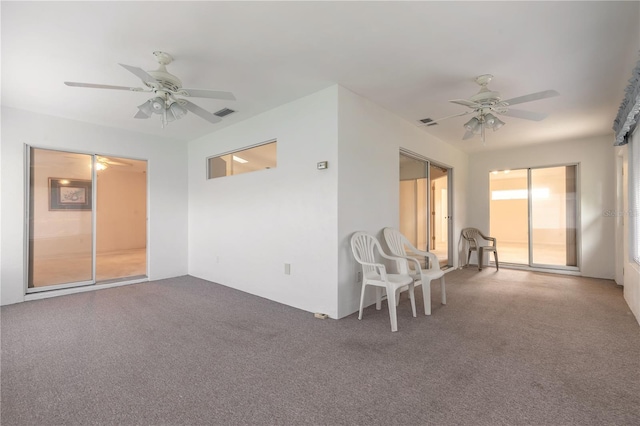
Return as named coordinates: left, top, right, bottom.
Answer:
left=232, top=155, right=248, bottom=164
left=491, top=188, right=550, bottom=200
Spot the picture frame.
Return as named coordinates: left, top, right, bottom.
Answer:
left=48, top=178, right=92, bottom=211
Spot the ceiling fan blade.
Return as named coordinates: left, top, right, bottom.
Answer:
left=119, top=63, right=158, bottom=85
left=422, top=110, right=474, bottom=126
left=500, top=108, right=548, bottom=121
left=177, top=88, right=236, bottom=101
left=462, top=130, right=475, bottom=140
left=134, top=109, right=150, bottom=119
left=449, top=99, right=481, bottom=108
left=502, top=90, right=559, bottom=106
left=182, top=100, right=222, bottom=124
left=65, top=81, right=144, bottom=91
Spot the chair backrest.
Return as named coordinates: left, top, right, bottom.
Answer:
left=350, top=232, right=382, bottom=276
left=383, top=227, right=408, bottom=258
left=461, top=228, right=481, bottom=248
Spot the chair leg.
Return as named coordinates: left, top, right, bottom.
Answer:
left=494, top=251, right=499, bottom=270
left=478, top=247, right=484, bottom=270
left=358, top=284, right=367, bottom=320
left=375, top=288, right=382, bottom=310
left=387, top=287, right=399, bottom=332
left=423, top=280, right=432, bottom=316
left=408, top=284, right=417, bottom=317
left=395, top=290, right=401, bottom=307
left=467, top=249, right=472, bottom=266
left=440, top=276, right=446, bottom=305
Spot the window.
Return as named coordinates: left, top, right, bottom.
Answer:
left=630, top=129, right=640, bottom=265
left=207, top=140, right=276, bottom=179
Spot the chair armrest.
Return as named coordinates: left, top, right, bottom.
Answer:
left=404, top=246, right=442, bottom=272
left=484, top=235, right=497, bottom=246
left=358, top=261, right=388, bottom=280
left=397, top=255, right=422, bottom=275
left=478, top=232, right=497, bottom=247
left=380, top=251, right=416, bottom=275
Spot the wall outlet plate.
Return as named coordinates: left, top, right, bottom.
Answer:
left=317, top=161, right=328, bottom=170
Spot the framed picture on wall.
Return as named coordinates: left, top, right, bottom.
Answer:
left=48, top=178, right=92, bottom=211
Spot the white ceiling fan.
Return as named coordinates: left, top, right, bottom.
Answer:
left=64, top=51, right=235, bottom=128
left=423, top=74, right=559, bottom=144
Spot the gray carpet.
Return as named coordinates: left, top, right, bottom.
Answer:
left=2, top=268, right=639, bottom=425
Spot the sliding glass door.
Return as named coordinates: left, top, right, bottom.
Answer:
left=530, top=166, right=577, bottom=267
left=489, top=165, right=578, bottom=270
left=28, top=148, right=94, bottom=290
left=399, top=151, right=452, bottom=268
left=27, top=147, right=147, bottom=293
left=95, top=156, right=148, bottom=282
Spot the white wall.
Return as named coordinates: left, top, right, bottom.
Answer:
left=0, top=107, right=189, bottom=305
left=188, top=87, right=340, bottom=318
left=468, top=134, right=615, bottom=279
left=336, top=86, right=469, bottom=318
left=188, top=85, right=468, bottom=319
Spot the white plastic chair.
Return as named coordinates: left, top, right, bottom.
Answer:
left=350, top=231, right=417, bottom=332
left=383, top=227, right=446, bottom=316
left=461, top=227, right=499, bottom=270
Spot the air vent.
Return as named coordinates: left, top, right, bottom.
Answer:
left=419, top=118, right=438, bottom=126
left=214, top=108, right=236, bottom=117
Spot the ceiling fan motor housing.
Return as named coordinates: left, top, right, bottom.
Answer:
left=470, top=88, right=501, bottom=105
left=147, top=67, right=183, bottom=92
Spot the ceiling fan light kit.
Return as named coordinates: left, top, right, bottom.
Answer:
left=64, top=51, right=235, bottom=128
left=423, top=74, right=559, bottom=145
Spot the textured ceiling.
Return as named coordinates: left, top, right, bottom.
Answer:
left=2, top=1, right=639, bottom=152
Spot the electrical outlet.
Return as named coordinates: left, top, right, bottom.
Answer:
left=284, top=263, right=291, bottom=275
left=357, top=271, right=362, bottom=282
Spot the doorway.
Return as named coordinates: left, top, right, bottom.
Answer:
left=27, top=147, right=147, bottom=292
left=489, top=165, right=578, bottom=270
left=399, top=151, right=452, bottom=268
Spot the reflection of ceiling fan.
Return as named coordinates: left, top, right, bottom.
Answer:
left=63, top=155, right=131, bottom=170
left=96, top=156, right=130, bottom=170
left=423, top=74, right=559, bottom=144
left=64, top=51, right=235, bottom=128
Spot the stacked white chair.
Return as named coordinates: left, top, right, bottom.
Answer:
left=350, top=231, right=417, bottom=332
left=383, top=227, right=446, bottom=316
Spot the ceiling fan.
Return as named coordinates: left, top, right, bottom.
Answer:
left=423, top=74, right=559, bottom=144
left=64, top=51, right=235, bottom=128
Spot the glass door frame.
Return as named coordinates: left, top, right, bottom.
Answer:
left=527, top=164, right=580, bottom=272
left=488, top=162, right=580, bottom=272
left=24, top=145, right=149, bottom=294
left=25, top=146, right=98, bottom=293
left=399, top=149, right=454, bottom=269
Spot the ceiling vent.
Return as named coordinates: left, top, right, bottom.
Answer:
left=214, top=108, right=236, bottom=117
left=419, top=118, right=438, bottom=126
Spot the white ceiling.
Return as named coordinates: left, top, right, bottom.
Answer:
left=2, top=1, right=639, bottom=153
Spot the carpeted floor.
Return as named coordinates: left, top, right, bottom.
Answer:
left=1, top=268, right=639, bottom=425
